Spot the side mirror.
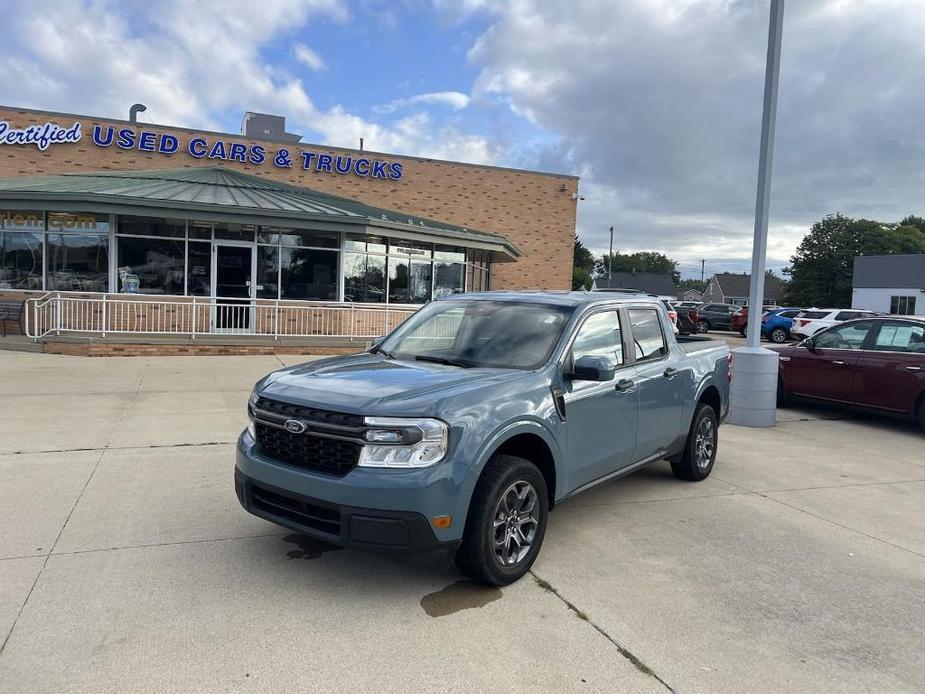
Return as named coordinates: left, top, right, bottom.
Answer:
left=801, top=337, right=816, bottom=351
left=569, top=355, right=615, bottom=382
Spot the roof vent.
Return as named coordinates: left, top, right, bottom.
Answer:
left=241, top=112, right=302, bottom=143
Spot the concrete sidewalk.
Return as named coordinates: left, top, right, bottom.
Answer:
left=1, top=350, right=923, bottom=693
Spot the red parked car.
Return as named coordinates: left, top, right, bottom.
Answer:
left=775, top=317, right=925, bottom=430
left=731, top=305, right=777, bottom=337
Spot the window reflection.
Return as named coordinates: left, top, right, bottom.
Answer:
left=0, top=232, right=43, bottom=290
left=280, top=248, right=337, bottom=300
left=344, top=252, right=385, bottom=303
left=46, top=233, right=109, bottom=292
left=117, top=237, right=184, bottom=294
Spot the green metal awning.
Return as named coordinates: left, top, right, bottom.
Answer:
left=0, top=166, right=520, bottom=261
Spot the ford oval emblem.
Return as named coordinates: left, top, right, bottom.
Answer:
left=284, top=419, right=307, bottom=434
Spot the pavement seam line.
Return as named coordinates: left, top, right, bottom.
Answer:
left=756, top=492, right=925, bottom=560
left=43, top=531, right=290, bottom=558
left=711, top=475, right=925, bottom=494
left=0, top=361, right=150, bottom=657
left=529, top=569, right=677, bottom=693
left=2, top=440, right=237, bottom=456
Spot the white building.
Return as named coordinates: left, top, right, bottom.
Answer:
left=852, top=254, right=925, bottom=316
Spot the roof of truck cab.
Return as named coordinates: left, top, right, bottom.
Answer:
left=447, top=290, right=660, bottom=308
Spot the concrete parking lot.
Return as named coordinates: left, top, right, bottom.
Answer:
left=1, top=348, right=923, bottom=693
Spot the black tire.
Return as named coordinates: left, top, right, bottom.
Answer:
left=769, top=327, right=789, bottom=344
left=456, top=455, right=548, bottom=586
left=740, top=327, right=747, bottom=337
left=696, top=320, right=709, bottom=333
left=671, top=404, right=718, bottom=481
left=917, top=397, right=925, bottom=433
left=777, top=377, right=790, bottom=408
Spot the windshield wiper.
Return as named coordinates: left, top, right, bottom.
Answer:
left=371, top=345, right=395, bottom=359
left=413, top=355, right=473, bottom=368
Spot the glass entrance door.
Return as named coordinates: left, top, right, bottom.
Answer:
left=214, top=245, right=254, bottom=332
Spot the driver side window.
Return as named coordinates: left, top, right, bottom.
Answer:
left=814, top=322, right=873, bottom=350
left=571, top=311, right=624, bottom=367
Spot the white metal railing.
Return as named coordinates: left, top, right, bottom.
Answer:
left=24, top=292, right=420, bottom=341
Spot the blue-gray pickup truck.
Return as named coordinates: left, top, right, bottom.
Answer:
left=236, top=291, right=730, bottom=585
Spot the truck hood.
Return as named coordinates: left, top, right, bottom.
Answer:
left=259, top=353, right=531, bottom=415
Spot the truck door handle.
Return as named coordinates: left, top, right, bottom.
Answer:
left=663, top=367, right=678, bottom=379
left=831, top=360, right=846, bottom=366
left=615, top=378, right=635, bottom=392
left=907, top=366, right=922, bottom=372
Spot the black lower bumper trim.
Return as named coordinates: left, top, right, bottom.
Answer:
left=235, top=468, right=456, bottom=555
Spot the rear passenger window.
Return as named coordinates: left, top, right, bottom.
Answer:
left=629, top=308, right=667, bottom=361
left=571, top=311, right=624, bottom=367
left=835, top=311, right=863, bottom=321
left=781, top=310, right=800, bottom=318
left=873, top=323, right=925, bottom=352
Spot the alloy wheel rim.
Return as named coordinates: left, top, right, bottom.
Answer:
left=694, top=417, right=715, bottom=470
left=492, top=481, right=539, bottom=567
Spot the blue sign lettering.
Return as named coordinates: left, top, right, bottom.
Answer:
left=188, top=138, right=208, bottom=158
left=138, top=131, right=157, bottom=152
left=92, top=125, right=114, bottom=147
left=0, top=120, right=405, bottom=180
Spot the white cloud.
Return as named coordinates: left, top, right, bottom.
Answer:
left=374, top=91, right=471, bottom=114
left=293, top=43, right=327, bottom=71
left=0, top=0, right=494, bottom=168
left=464, top=0, right=925, bottom=272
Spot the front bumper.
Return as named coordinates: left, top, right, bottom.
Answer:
left=235, top=431, right=470, bottom=554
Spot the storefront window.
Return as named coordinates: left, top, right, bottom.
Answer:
left=188, top=222, right=212, bottom=240
left=408, top=260, right=433, bottom=303
left=214, top=223, right=255, bottom=242
left=116, top=237, right=184, bottom=294
left=258, top=227, right=339, bottom=248
left=344, top=252, right=385, bottom=303
left=388, top=256, right=409, bottom=302
left=280, top=248, right=338, bottom=301
left=344, top=233, right=387, bottom=253
left=256, top=246, right=279, bottom=299
left=46, top=212, right=109, bottom=234
left=434, top=260, right=464, bottom=298
left=0, top=232, right=43, bottom=290
left=46, top=233, right=109, bottom=292
left=187, top=242, right=211, bottom=296
left=119, top=216, right=185, bottom=238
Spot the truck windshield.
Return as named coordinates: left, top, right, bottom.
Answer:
left=379, top=300, right=573, bottom=370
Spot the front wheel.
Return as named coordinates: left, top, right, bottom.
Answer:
left=456, top=455, right=548, bottom=586
left=696, top=320, right=709, bottom=333
left=671, top=404, right=718, bottom=481
left=769, top=327, right=789, bottom=343
left=740, top=327, right=747, bottom=337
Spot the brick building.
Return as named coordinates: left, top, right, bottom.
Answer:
left=0, top=104, right=577, bottom=349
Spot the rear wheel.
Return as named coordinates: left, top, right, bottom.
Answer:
left=769, top=327, right=789, bottom=343
left=456, top=455, right=548, bottom=586
left=671, top=404, right=718, bottom=481
left=740, top=327, right=747, bottom=337
left=696, top=320, right=709, bottom=333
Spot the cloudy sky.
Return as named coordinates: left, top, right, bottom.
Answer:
left=2, top=0, right=924, bottom=278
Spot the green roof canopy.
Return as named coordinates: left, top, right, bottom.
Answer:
left=0, top=166, right=519, bottom=260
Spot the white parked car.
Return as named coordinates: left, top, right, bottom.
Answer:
left=789, top=308, right=878, bottom=340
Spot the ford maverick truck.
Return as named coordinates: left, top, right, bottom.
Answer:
left=235, top=292, right=730, bottom=585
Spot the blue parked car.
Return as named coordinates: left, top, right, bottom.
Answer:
left=761, top=307, right=803, bottom=343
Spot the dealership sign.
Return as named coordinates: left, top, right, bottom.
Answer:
left=0, top=120, right=404, bottom=181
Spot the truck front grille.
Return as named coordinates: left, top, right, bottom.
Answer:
left=255, top=422, right=361, bottom=477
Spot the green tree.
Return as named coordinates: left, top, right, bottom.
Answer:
left=784, top=213, right=925, bottom=306
left=678, top=278, right=706, bottom=293
left=899, top=215, right=925, bottom=234
left=572, top=235, right=596, bottom=289
left=572, top=266, right=592, bottom=290
left=595, top=251, right=681, bottom=284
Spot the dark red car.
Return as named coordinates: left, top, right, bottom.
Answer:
left=775, top=317, right=925, bottom=429
left=731, top=305, right=776, bottom=336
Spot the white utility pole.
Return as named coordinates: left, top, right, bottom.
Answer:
left=728, top=0, right=785, bottom=427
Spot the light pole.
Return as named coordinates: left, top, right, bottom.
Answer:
left=728, top=0, right=785, bottom=428
left=608, top=225, right=614, bottom=281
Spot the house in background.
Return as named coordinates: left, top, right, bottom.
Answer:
left=591, top=271, right=677, bottom=299
left=678, top=288, right=703, bottom=302
left=852, top=254, right=925, bottom=316
left=701, top=272, right=783, bottom=306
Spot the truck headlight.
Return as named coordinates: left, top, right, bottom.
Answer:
left=246, top=389, right=259, bottom=438
left=358, top=417, right=448, bottom=468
